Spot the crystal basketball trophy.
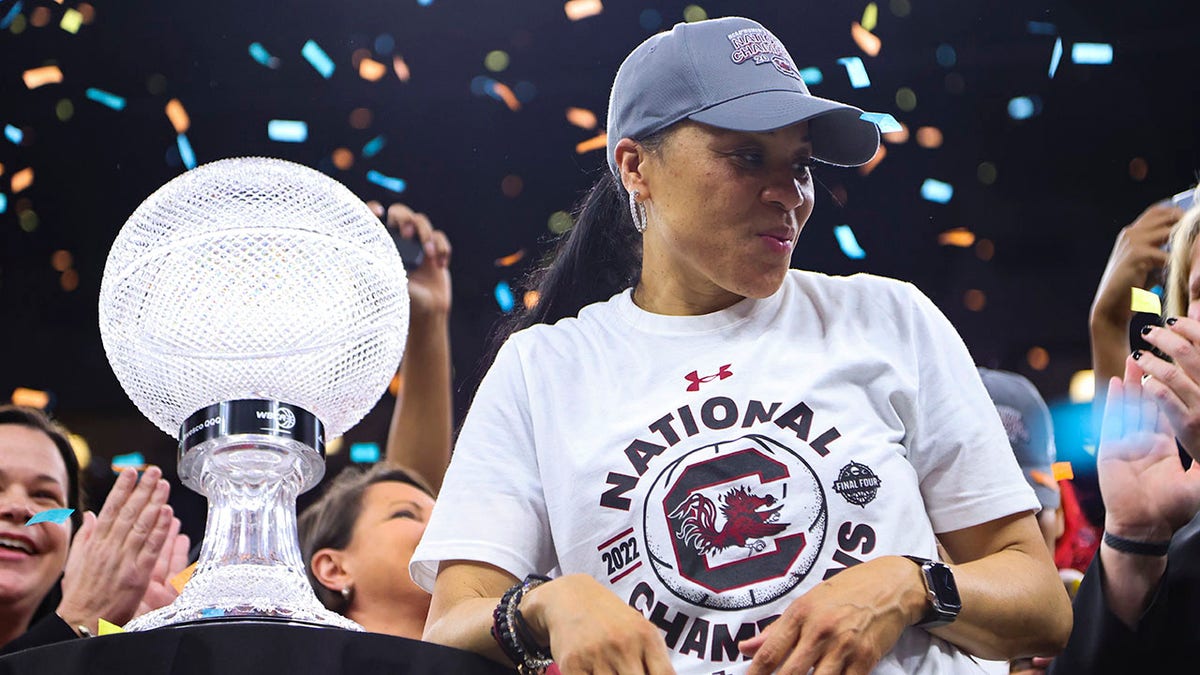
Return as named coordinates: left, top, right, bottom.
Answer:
left=99, top=157, right=408, bottom=630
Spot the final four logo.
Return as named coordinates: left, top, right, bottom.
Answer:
left=643, top=434, right=827, bottom=610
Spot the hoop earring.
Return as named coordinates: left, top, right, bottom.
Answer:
left=629, top=190, right=647, bottom=234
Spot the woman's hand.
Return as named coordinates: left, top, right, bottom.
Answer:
left=1136, top=317, right=1200, bottom=458
left=739, top=555, right=924, bottom=675
left=134, top=516, right=191, bottom=618
left=1090, top=205, right=1180, bottom=332
left=367, top=201, right=452, bottom=320
left=55, top=467, right=174, bottom=634
left=522, top=574, right=676, bottom=675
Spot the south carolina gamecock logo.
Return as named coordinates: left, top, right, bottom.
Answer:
left=643, top=434, right=826, bottom=610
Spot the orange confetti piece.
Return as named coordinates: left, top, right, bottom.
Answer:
left=851, top=22, right=882, bottom=57
left=490, top=82, right=521, bottom=111
left=566, top=107, right=597, bottom=130
left=331, top=148, right=354, bottom=170
left=916, top=126, right=944, bottom=149
left=494, top=249, right=526, bottom=267
left=524, top=290, right=540, bottom=309
left=575, top=132, right=607, bottom=154
left=11, top=387, right=50, bottom=409
left=564, top=0, right=603, bottom=21
left=1051, top=461, right=1074, bottom=481
left=882, top=123, right=909, bottom=144
left=359, top=57, right=387, bottom=82
left=11, top=167, right=34, bottom=193
left=388, top=371, right=404, bottom=398
left=23, top=65, right=64, bottom=90
left=1028, top=470, right=1060, bottom=491
left=392, top=55, right=411, bottom=82
left=0, top=162, right=4, bottom=177
left=169, top=562, right=198, bottom=594
left=165, top=98, right=189, bottom=134
left=857, top=144, right=886, bottom=176
left=937, top=228, right=975, bottom=247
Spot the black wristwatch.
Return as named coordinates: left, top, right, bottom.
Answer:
left=903, top=556, right=961, bottom=629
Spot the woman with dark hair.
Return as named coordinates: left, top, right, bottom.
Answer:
left=0, top=405, right=185, bottom=654
left=412, top=16, right=1071, bottom=675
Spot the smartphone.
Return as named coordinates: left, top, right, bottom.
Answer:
left=391, top=229, right=425, bottom=272
left=1171, top=186, right=1197, bottom=211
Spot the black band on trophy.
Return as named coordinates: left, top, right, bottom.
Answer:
left=179, top=399, right=325, bottom=456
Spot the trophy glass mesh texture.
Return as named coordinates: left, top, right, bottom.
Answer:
left=99, top=157, right=408, bottom=631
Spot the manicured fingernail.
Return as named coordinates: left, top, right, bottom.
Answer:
left=1132, top=350, right=1142, bottom=360
left=1141, top=325, right=1153, bottom=336
left=1167, top=317, right=1178, bottom=326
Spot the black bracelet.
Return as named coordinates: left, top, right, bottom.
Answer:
left=491, top=575, right=553, bottom=674
left=1103, top=531, right=1171, bottom=557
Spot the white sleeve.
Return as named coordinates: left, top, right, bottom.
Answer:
left=900, top=286, right=1040, bottom=533
left=409, top=335, right=556, bottom=592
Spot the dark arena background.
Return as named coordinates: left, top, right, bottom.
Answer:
left=1, top=0, right=1197, bottom=542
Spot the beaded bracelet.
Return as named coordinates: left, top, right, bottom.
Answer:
left=1103, top=531, right=1171, bottom=557
left=491, top=575, right=553, bottom=675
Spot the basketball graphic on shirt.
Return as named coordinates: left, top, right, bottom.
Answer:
left=643, top=434, right=827, bottom=610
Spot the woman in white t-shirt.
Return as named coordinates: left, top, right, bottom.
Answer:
left=413, top=16, right=1072, bottom=675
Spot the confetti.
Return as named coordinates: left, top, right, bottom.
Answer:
left=548, top=211, right=572, bottom=234
left=1130, top=287, right=1162, bottom=315
left=4, top=125, right=22, bottom=145
left=859, top=112, right=902, bottom=133
left=248, top=42, right=280, bottom=69
left=494, top=249, right=526, bottom=267
left=176, top=134, right=196, bottom=169
left=10, top=387, right=48, bottom=408
left=834, top=225, right=866, bottom=259
left=1071, top=43, right=1113, bottom=65
left=374, top=34, right=395, bottom=55
left=639, top=8, right=662, bottom=31
left=359, top=58, right=386, bottom=81
left=85, top=88, right=126, bottom=111
left=1048, top=37, right=1063, bottom=78
left=915, top=126, right=943, bottom=149
left=111, top=452, right=146, bottom=471
left=98, top=619, right=125, bottom=635
left=60, top=7, right=82, bottom=33
left=366, top=169, right=406, bottom=193
left=267, top=120, right=308, bottom=143
left=920, top=178, right=953, bottom=204
left=798, top=67, right=823, bottom=85
left=857, top=144, right=886, bottom=176
left=392, top=55, right=411, bottom=82
left=1007, top=96, right=1039, bottom=120
left=682, top=5, right=707, bottom=22
left=850, top=23, right=881, bottom=57
left=566, top=107, right=597, bottom=130
left=200, top=608, right=225, bottom=619
left=524, top=290, right=540, bottom=309
left=169, top=562, right=197, bottom=594
left=25, top=508, right=74, bottom=526
left=495, top=281, right=515, bottom=312
left=836, top=57, right=870, bottom=88
left=301, top=39, right=335, bottom=79
left=23, top=65, right=63, bottom=89
left=564, top=0, right=602, bottom=21
left=484, top=50, right=510, bottom=73
left=11, top=167, right=33, bottom=193
left=935, top=44, right=956, bottom=68
left=0, top=1, right=22, bottom=30
left=1051, top=461, right=1074, bottom=481
left=895, top=87, right=917, bottom=111
left=1028, top=470, right=1059, bottom=490
left=938, top=228, right=975, bottom=247
left=490, top=82, right=521, bottom=111
left=882, top=122, right=909, bottom=144
left=331, top=148, right=354, bottom=170
left=362, top=135, right=386, bottom=158
left=1026, top=21, right=1057, bottom=35
left=0, top=194, right=6, bottom=214
left=861, top=2, right=878, bottom=32
left=165, top=99, right=189, bottom=134
left=350, top=442, right=380, bottom=463
left=575, top=132, right=606, bottom=154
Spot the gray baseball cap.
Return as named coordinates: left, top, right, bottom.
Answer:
left=606, top=16, right=881, bottom=179
left=977, top=367, right=1061, bottom=510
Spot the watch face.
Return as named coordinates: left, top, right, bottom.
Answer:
left=929, top=563, right=962, bottom=611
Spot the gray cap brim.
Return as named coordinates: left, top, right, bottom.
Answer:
left=688, top=90, right=881, bottom=167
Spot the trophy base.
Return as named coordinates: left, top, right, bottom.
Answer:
left=125, top=563, right=363, bottom=632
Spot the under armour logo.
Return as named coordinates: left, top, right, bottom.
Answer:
left=685, top=364, right=733, bottom=392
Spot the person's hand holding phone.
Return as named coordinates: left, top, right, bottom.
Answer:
left=367, top=201, right=452, bottom=320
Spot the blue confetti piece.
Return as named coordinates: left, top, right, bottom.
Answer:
left=200, top=608, right=225, bottom=618
left=1026, top=21, right=1057, bottom=35
left=639, top=8, right=662, bottom=31
left=798, top=67, right=823, bottom=86
left=25, top=508, right=74, bottom=526
left=4, top=124, right=22, bottom=145
left=514, top=81, right=538, bottom=104
left=349, top=442, right=381, bottom=463
left=417, top=0, right=433, bottom=6
left=470, top=75, right=496, bottom=97
left=0, top=1, right=23, bottom=30
left=836, top=57, right=870, bottom=89
left=0, top=194, right=7, bottom=214
left=248, top=42, right=279, bottom=69
left=833, top=225, right=866, bottom=260
left=374, top=34, right=395, bottom=56
left=1048, top=37, right=1063, bottom=78
left=301, top=39, right=335, bottom=79
left=366, top=170, right=406, bottom=193
left=86, top=88, right=126, bottom=111
left=494, top=281, right=515, bottom=313
left=1071, top=43, right=1113, bottom=65
left=1150, top=285, right=1164, bottom=297
left=362, top=135, right=386, bottom=158
left=920, top=178, right=954, bottom=204
left=859, top=112, right=902, bottom=133
left=111, top=452, right=145, bottom=469
left=935, top=44, right=957, bottom=68
left=176, top=133, right=196, bottom=169
left=1007, top=96, right=1042, bottom=120
left=267, top=120, right=308, bottom=143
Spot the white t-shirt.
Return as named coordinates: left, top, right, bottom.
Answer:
left=412, top=270, right=1038, bottom=675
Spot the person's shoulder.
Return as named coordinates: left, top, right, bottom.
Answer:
left=505, top=292, right=624, bottom=352
left=785, top=269, right=919, bottom=307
